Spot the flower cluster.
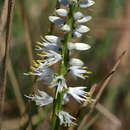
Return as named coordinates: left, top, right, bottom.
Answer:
left=25, top=0, right=95, bottom=127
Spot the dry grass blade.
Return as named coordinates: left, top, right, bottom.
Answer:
left=0, top=0, right=15, bottom=129
left=96, top=103, right=121, bottom=127
left=89, top=70, right=115, bottom=95
left=0, top=0, right=8, bottom=33
left=83, top=114, right=99, bottom=130
left=19, top=0, right=33, bottom=65
left=7, top=60, right=32, bottom=130
left=8, top=60, right=25, bottom=114
left=0, top=0, right=9, bottom=62
left=78, top=51, right=126, bottom=130
left=19, top=0, right=39, bottom=94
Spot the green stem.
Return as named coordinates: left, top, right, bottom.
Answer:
left=51, top=3, right=78, bottom=130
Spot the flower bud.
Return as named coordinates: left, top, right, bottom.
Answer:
left=76, top=25, right=90, bottom=33
left=45, top=35, right=61, bottom=43
left=56, top=8, right=68, bottom=17
left=69, top=58, right=84, bottom=66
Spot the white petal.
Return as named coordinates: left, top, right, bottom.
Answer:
left=72, top=31, right=82, bottom=38
left=61, top=24, right=70, bottom=32
left=77, top=16, right=92, bottom=23
left=56, top=8, right=68, bottom=17
left=45, top=35, right=61, bottom=43
left=76, top=25, right=90, bottom=33
left=80, top=0, right=95, bottom=8
left=69, top=58, right=84, bottom=66
left=74, top=11, right=84, bottom=20
left=62, top=93, right=70, bottom=105
left=49, top=16, right=64, bottom=26
left=38, top=90, right=47, bottom=97
left=37, top=66, right=54, bottom=84
left=74, top=43, right=91, bottom=50
left=68, top=87, right=87, bottom=103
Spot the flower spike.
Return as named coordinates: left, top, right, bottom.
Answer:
left=25, top=0, right=95, bottom=128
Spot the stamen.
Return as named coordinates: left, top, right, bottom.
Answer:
left=36, top=41, right=41, bottom=45
left=35, top=45, right=41, bottom=49
left=33, top=61, right=38, bottom=67
left=30, top=66, right=35, bottom=71
left=86, top=92, right=92, bottom=97
left=84, top=75, right=89, bottom=78
left=82, top=66, right=88, bottom=69
left=42, top=51, right=47, bottom=55
left=40, top=35, right=44, bottom=41
left=37, top=60, right=42, bottom=63
left=87, top=71, right=92, bottom=74
left=37, top=53, right=42, bottom=57
left=28, top=72, right=33, bottom=75
left=86, top=97, right=92, bottom=104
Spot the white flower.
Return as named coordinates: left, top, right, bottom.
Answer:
left=32, top=50, right=61, bottom=67
left=74, top=11, right=84, bottom=20
left=77, top=15, right=92, bottom=23
left=72, top=0, right=78, bottom=3
left=37, top=66, right=54, bottom=85
left=58, top=0, right=69, bottom=7
left=69, top=58, right=84, bottom=66
left=68, top=42, right=91, bottom=51
left=50, top=75, right=67, bottom=97
left=67, top=87, right=87, bottom=103
left=24, top=61, right=55, bottom=85
left=75, top=25, right=90, bottom=33
left=49, top=16, right=64, bottom=27
left=61, top=24, right=71, bottom=32
left=80, top=0, right=95, bottom=8
left=58, top=111, right=76, bottom=126
left=24, top=60, right=43, bottom=76
left=25, top=90, right=53, bottom=106
left=45, top=35, right=61, bottom=43
left=35, top=44, right=43, bottom=51
left=72, top=31, right=82, bottom=38
left=39, top=50, right=61, bottom=66
left=74, top=11, right=92, bottom=23
left=56, top=8, right=68, bottom=17
left=69, top=65, right=89, bottom=79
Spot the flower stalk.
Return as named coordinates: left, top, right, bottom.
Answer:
left=60, top=4, right=76, bottom=76
left=52, top=4, right=77, bottom=130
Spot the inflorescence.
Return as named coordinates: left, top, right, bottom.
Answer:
left=25, top=0, right=95, bottom=127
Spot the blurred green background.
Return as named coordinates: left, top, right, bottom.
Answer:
left=0, top=0, right=130, bottom=130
